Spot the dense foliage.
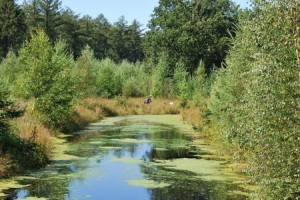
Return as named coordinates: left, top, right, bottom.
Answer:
left=17, top=30, right=77, bottom=129
left=143, top=0, right=238, bottom=75
left=209, top=1, right=300, bottom=199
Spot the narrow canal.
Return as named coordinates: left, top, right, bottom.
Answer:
left=2, top=115, right=251, bottom=199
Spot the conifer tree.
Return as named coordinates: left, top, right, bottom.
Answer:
left=23, top=0, right=62, bottom=43
left=0, top=0, right=26, bottom=59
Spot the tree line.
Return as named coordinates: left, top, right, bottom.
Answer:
left=0, top=0, right=238, bottom=74
left=0, top=0, right=144, bottom=62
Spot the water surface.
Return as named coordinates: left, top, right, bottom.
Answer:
left=2, top=115, right=251, bottom=200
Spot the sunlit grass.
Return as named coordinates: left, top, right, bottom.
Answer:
left=75, top=97, right=180, bottom=118
left=15, top=112, right=52, bottom=154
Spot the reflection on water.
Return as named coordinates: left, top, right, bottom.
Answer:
left=3, top=116, right=250, bottom=200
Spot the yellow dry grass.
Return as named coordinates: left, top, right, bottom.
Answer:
left=0, top=154, right=16, bottom=178
left=75, top=97, right=180, bottom=118
left=181, top=106, right=203, bottom=127
left=14, top=112, right=52, bottom=153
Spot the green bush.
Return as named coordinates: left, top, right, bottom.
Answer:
left=74, top=46, right=99, bottom=97
left=18, top=30, right=77, bottom=130
left=118, top=61, right=149, bottom=97
left=151, top=54, right=170, bottom=97
left=208, top=3, right=300, bottom=198
left=0, top=51, right=19, bottom=91
left=96, top=58, right=121, bottom=98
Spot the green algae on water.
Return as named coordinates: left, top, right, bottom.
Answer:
left=127, top=179, right=170, bottom=188
left=99, top=146, right=122, bottom=150
left=18, top=197, right=47, bottom=200
left=0, top=179, right=29, bottom=196
left=111, top=138, right=151, bottom=144
left=112, top=157, right=144, bottom=164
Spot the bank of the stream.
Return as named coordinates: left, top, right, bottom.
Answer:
left=0, top=115, right=254, bottom=199
left=0, top=98, right=257, bottom=199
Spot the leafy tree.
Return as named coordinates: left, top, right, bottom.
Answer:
left=35, top=40, right=76, bottom=129
left=144, top=0, right=238, bottom=75
left=18, top=29, right=53, bottom=98
left=209, top=13, right=257, bottom=145
left=18, top=30, right=77, bottom=129
left=0, top=51, right=19, bottom=89
left=0, top=0, right=26, bottom=59
left=192, top=60, right=210, bottom=106
left=0, top=80, right=49, bottom=168
left=151, top=53, right=170, bottom=97
left=118, top=61, right=148, bottom=97
left=209, top=2, right=300, bottom=198
left=244, top=1, right=300, bottom=198
left=172, top=62, right=190, bottom=107
left=96, top=58, right=121, bottom=98
left=74, top=46, right=99, bottom=97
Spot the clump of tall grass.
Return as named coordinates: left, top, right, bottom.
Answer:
left=0, top=152, right=16, bottom=178
left=180, top=104, right=203, bottom=130
left=14, top=112, right=52, bottom=157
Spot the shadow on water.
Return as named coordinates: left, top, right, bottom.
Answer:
left=2, top=116, right=251, bottom=200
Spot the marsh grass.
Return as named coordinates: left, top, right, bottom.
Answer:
left=75, top=97, right=180, bottom=117
left=181, top=105, right=203, bottom=130
left=15, top=112, right=52, bottom=154
left=0, top=153, right=16, bottom=178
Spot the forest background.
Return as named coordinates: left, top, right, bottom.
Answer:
left=0, top=0, right=299, bottom=199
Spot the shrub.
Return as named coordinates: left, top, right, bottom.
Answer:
left=96, top=59, right=121, bottom=98
left=18, top=30, right=77, bottom=130
left=74, top=46, right=99, bottom=97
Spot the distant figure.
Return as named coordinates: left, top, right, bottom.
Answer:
left=144, top=95, right=152, bottom=104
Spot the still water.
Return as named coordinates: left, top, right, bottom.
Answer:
left=2, top=115, right=251, bottom=200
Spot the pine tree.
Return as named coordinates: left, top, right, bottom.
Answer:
left=23, top=0, right=62, bottom=43
left=126, top=20, right=144, bottom=63
left=0, top=0, right=26, bottom=59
